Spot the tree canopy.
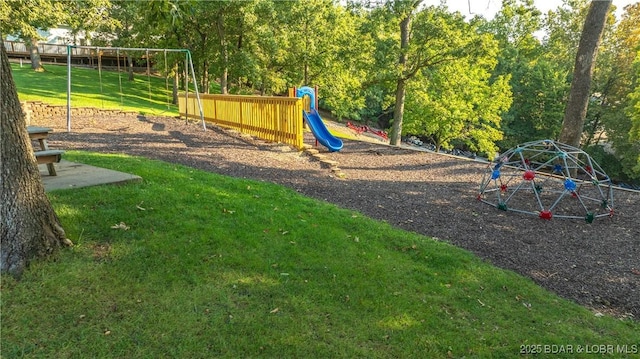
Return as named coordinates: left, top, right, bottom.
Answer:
left=2, top=0, right=639, bottom=181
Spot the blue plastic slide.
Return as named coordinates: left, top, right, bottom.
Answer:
left=303, top=109, right=343, bottom=152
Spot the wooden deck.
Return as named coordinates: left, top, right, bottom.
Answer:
left=4, top=40, right=148, bottom=68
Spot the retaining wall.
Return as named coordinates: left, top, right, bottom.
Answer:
left=21, top=101, right=138, bottom=126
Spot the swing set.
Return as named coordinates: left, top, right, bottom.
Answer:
left=65, top=45, right=205, bottom=132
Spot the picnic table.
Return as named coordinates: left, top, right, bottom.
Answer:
left=27, top=126, right=64, bottom=176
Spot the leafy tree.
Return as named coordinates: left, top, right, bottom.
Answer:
left=63, top=0, right=115, bottom=45
left=179, top=1, right=228, bottom=93
left=185, top=0, right=259, bottom=94
left=353, top=3, right=400, bottom=127
left=604, top=3, right=640, bottom=180
left=558, top=0, right=611, bottom=147
left=579, top=3, right=618, bottom=146
left=302, top=3, right=371, bottom=120
left=114, top=0, right=238, bottom=94
left=1, top=0, right=114, bottom=71
left=542, top=0, right=590, bottom=68
left=233, top=0, right=370, bottom=119
left=0, top=0, right=67, bottom=71
left=233, top=0, right=293, bottom=95
left=403, top=35, right=512, bottom=157
left=481, top=0, right=568, bottom=149
left=501, top=58, right=567, bottom=148
left=225, top=0, right=270, bottom=94
left=91, top=0, right=145, bottom=81
left=534, top=0, right=637, bottom=182
left=0, top=1, right=8, bottom=25
left=386, top=0, right=421, bottom=146
left=587, top=3, right=640, bottom=183
left=364, top=2, right=496, bottom=145
left=275, top=0, right=345, bottom=86
left=0, top=40, right=72, bottom=277
left=628, top=53, right=640, bottom=145
left=94, top=0, right=190, bottom=97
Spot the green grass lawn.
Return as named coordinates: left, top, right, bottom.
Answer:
left=10, top=62, right=221, bottom=117
left=2, top=151, right=638, bottom=358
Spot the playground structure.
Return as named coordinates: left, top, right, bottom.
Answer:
left=295, top=86, right=343, bottom=152
left=59, top=48, right=341, bottom=152
left=65, top=46, right=204, bottom=132
left=179, top=86, right=343, bottom=151
left=347, top=122, right=388, bottom=141
left=477, top=139, right=614, bottom=222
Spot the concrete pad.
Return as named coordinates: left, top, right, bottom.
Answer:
left=41, top=160, right=142, bottom=192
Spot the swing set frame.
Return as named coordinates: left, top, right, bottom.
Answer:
left=65, top=45, right=205, bottom=132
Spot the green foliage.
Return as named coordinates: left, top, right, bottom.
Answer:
left=314, top=5, right=371, bottom=120
left=2, top=152, right=638, bottom=357
left=0, top=1, right=9, bottom=27
left=542, top=0, right=590, bottom=69
left=5, top=0, right=639, bottom=174
left=624, top=51, right=640, bottom=177
left=583, top=144, right=626, bottom=182
left=483, top=0, right=569, bottom=150
left=594, top=3, right=640, bottom=181
left=61, top=0, right=116, bottom=42
left=401, top=10, right=512, bottom=157
left=0, top=0, right=67, bottom=40
left=404, top=59, right=511, bottom=157
left=483, top=0, right=638, bottom=183
left=497, top=58, right=567, bottom=149
left=489, top=0, right=542, bottom=46
left=93, top=0, right=147, bottom=48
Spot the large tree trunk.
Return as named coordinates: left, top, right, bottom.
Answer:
left=27, top=37, right=44, bottom=72
left=390, top=78, right=408, bottom=146
left=558, top=0, right=611, bottom=147
left=0, top=40, right=71, bottom=278
left=216, top=12, right=229, bottom=94
left=389, top=14, right=412, bottom=146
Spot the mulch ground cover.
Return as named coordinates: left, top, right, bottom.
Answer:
left=39, top=115, right=639, bottom=320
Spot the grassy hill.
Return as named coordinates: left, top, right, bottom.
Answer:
left=3, top=65, right=639, bottom=358
left=11, top=62, right=187, bottom=116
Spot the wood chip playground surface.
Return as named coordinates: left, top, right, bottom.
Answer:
left=38, top=114, right=639, bottom=320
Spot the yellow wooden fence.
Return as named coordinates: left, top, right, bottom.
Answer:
left=179, top=93, right=304, bottom=150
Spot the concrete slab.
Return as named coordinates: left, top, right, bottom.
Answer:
left=41, top=160, right=142, bottom=192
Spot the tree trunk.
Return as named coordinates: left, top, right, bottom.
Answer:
left=216, top=12, right=228, bottom=94
left=219, top=61, right=228, bottom=94
left=202, top=59, right=210, bottom=94
left=0, top=41, right=71, bottom=278
left=127, top=54, right=134, bottom=81
left=558, top=0, right=611, bottom=148
left=27, top=37, right=44, bottom=72
left=172, top=63, right=179, bottom=105
left=389, top=14, right=412, bottom=146
left=390, top=78, right=408, bottom=146
left=303, top=20, right=309, bottom=86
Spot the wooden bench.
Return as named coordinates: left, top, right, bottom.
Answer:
left=28, top=126, right=64, bottom=176
left=34, top=150, right=65, bottom=176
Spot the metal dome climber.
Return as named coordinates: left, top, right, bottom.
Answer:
left=477, top=140, right=614, bottom=222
